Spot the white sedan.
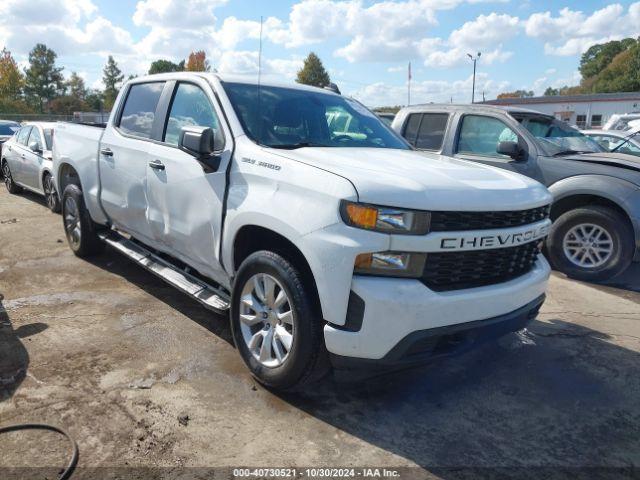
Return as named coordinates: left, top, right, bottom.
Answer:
left=1, top=122, right=60, bottom=212
left=582, top=128, right=640, bottom=157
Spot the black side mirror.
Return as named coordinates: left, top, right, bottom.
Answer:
left=496, top=141, right=524, bottom=161
left=178, top=126, right=220, bottom=172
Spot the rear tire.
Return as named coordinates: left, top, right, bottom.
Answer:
left=43, top=173, right=61, bottom=213
left=230, top=250, right=328, bottom=391
left=61, top=184, right=104, bottom=257
left=2, top=160, right=23, bottom=194
left=546, top=206, right=634, bottom=281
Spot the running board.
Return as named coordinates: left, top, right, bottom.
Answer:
left=98, top=232, right=230, bottom=313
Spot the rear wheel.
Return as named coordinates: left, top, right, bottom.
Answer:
left=61, top=184, right=104, bottom=257
left=546, top=206, right=634, bottom=281
left=230, top=251, right=328, bottom=390
left=43, top=173, right=61, bottom=213
left=2, top=160, right=22, bottom=194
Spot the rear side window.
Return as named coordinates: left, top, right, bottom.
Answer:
left=164, top=83, right=225, bottom=149
left=17, top=126, right=31, bottom=145
left=403, top=114, right=421, bottom=145
left=118, top=82, right=165, bottom=139
left=28, top=128, right=43, bottom=151
left=415, top=113, right=448, bottom=150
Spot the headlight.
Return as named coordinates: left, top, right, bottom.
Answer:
left=354, top=251, right=427, bottom=278
left=340, top=200, right=430, bottom=235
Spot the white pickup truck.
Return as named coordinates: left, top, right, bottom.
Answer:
left=53, top=72, right=552, bottom=390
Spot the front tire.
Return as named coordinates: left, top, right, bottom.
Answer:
left=546, top=206, right=634, bottom=281
left=231, top=251, right=328, bottom=391
left=61, top=184, right=104, bottom=257
left=43, top=173, right=61, bottom=213
left=2, top=160, right=22, bottom=194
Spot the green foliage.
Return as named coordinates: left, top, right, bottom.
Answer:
left=296, top=52, right=331, bottom=88
left=580, top=38, right=636, bottom=79
left=48, top=95, right=87, bottom=114
left=23, top=43, right=64, bottom=112
left=497, top=90, right=534, bottom=99
left=102, top=56, right=124, bottom=110
left=85, top=90, right=104, bottom=111
left=0, top=48, right=24, bottom=101
left=543, top=87, right=559, bottom=96
left=0, top=97, right=33, bottom=114
left=149, top=59, right=184, bottom=74
left=66, top=72, right=87, bottom=101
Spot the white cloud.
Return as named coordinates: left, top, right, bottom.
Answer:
left=217, top=50, right=303, bottom=82
left=524, top=3, right=640, bottom=56
left=132, top=0, right=227, bottom=28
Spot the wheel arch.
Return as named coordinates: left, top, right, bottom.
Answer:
left=232, top=224, right=323, bottom=318
left=56, top=162, right=82, bottom=194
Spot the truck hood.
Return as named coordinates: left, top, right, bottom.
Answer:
left=562, top=152, right=640, bottom=173
left=274, top=147, right=551, bottom=211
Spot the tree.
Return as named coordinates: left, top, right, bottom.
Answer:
left=580, top=38, right=636, bottom=79
left=497, top=90, right=534, bottom=99
left=102, top=56, right=124, bottom=110
left=23, top=43, right=64, bottom=112
left=149, top=59, right=184, bottom=74
left=296, top=52, right=330, bottom=88
left=543, top=87, right=559, bottom=96
left=0, top=48, right=24, bottom=100
left=85, top=89, right=104, bottom=111
left=49, top=95, right=87, bottom=115
left=185, top=51, right=209, bottom=72
left=66, top=72, right=87, bottom=101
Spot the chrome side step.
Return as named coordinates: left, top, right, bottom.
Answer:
left=99, top=231, right=230, bottom=313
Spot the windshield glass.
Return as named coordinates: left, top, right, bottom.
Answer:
left=0, top=123, right=19, bottom=136
left=222, top=82, right=409, bottom=150
left=515, top=115, right=604, bottom=155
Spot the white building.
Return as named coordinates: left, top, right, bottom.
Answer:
left=483, top=92, right=640, bottom=129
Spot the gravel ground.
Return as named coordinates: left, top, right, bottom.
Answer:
left=0, top=187, right=639, bottom=479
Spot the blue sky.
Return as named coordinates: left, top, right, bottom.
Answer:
left=1, top=0, right=639, bottom=106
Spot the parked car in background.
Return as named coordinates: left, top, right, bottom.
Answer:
left=53, top=72, right=552, bottom=390
left=0, top=120, right=21, bottom=156
left=392, top=104, right=640, bottom=281
left=602, top=113, right=640, bottom=131
left=583, top=127, right=640, bottom=157
left=376, top=112, right=396, bottom=126
left=1, top=122, right=60, bottom=212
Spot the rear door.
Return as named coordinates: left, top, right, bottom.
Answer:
left=9, top=126, right=32, bottom=183
left=98, top=81, right=166, bottom=243
left=144, top=79, right=232, bottom=281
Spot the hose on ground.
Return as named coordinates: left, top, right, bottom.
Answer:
left=0, top=423, right=78, bottom=480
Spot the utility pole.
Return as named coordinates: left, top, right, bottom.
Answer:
left=467, top=52, right=481, bottom=104
left=407, top=61, right=412, bottom=106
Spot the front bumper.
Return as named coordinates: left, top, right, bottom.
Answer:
left=324, top=255, right=550, bottom=362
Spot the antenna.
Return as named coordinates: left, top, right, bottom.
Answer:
left=257, top=15, right=264, bottom=146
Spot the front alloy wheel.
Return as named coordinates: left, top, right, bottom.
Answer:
left=3, top=161, right=21, bottom=194
left=63, top=195, right=82, bottom=249
left=562, top=223, right=613, bottom=269
left=43, top=175, right=60, bottom=213
left=239, top=273, right=295, bottom=368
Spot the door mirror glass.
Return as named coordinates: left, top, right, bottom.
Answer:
left=496, top=141, right=522, bottom=160
left=28, top=141, right=42, bottom=153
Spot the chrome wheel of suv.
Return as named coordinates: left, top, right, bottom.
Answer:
left=562, top=223, right=613, bottom=269
left=64, top=196, right=82, bottom=248
left=239, top=273, right=295, bottom=368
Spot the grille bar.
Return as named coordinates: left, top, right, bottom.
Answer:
left=429, top=205, right=550, bottom=232
left=422, top=241, right=541, bottom=292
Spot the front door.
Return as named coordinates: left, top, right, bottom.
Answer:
left=22, top=126, right=44, bottom=189
left=145, top=80, right=232, bottom=282
left=98, top=81, right=166, bottom=244
left=454, top=114, right=541, bottom=181
left=9, top=126, right=32, bottom=184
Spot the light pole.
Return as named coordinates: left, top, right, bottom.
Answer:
left=467, top=52, right=481, bottom=104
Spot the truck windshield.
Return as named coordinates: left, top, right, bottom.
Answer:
left=515, top=115, right=605, bottom=156
left=222, top=82, right=409, bottom=150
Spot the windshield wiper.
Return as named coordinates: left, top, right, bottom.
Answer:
left=269, top=142, right=327, bottom=149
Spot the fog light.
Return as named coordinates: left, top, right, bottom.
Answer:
left=354, top=251, right=427, bottom=278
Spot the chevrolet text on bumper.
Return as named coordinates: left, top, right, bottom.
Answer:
left=52, top=72, right=552, bottom=391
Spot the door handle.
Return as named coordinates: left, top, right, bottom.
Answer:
left=148, top=159, right=165, bottom=170
left=100, top=148, right=113, bottom=157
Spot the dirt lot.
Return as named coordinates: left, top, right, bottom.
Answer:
left=1, top=187, right=639, bottom=478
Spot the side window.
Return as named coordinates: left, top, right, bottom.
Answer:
left=118, top=82, right=165, bottom=139
left=415, top=113, right=448, bottom=150
left=457, top=115, right=518, bottom=158
left=403, top=114, right=421, bottom=145
left=164, top=83, right=225, bottom=149
left=17, top=126, right=31, bottom=145
left=28, top=128, right=43, bottom=151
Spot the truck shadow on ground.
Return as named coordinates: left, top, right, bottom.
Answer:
left=278, top=320, right=640, bottom=472
left=86, top=253, right=233, bottom=345
left=0, top=295, right=48, bottom=401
